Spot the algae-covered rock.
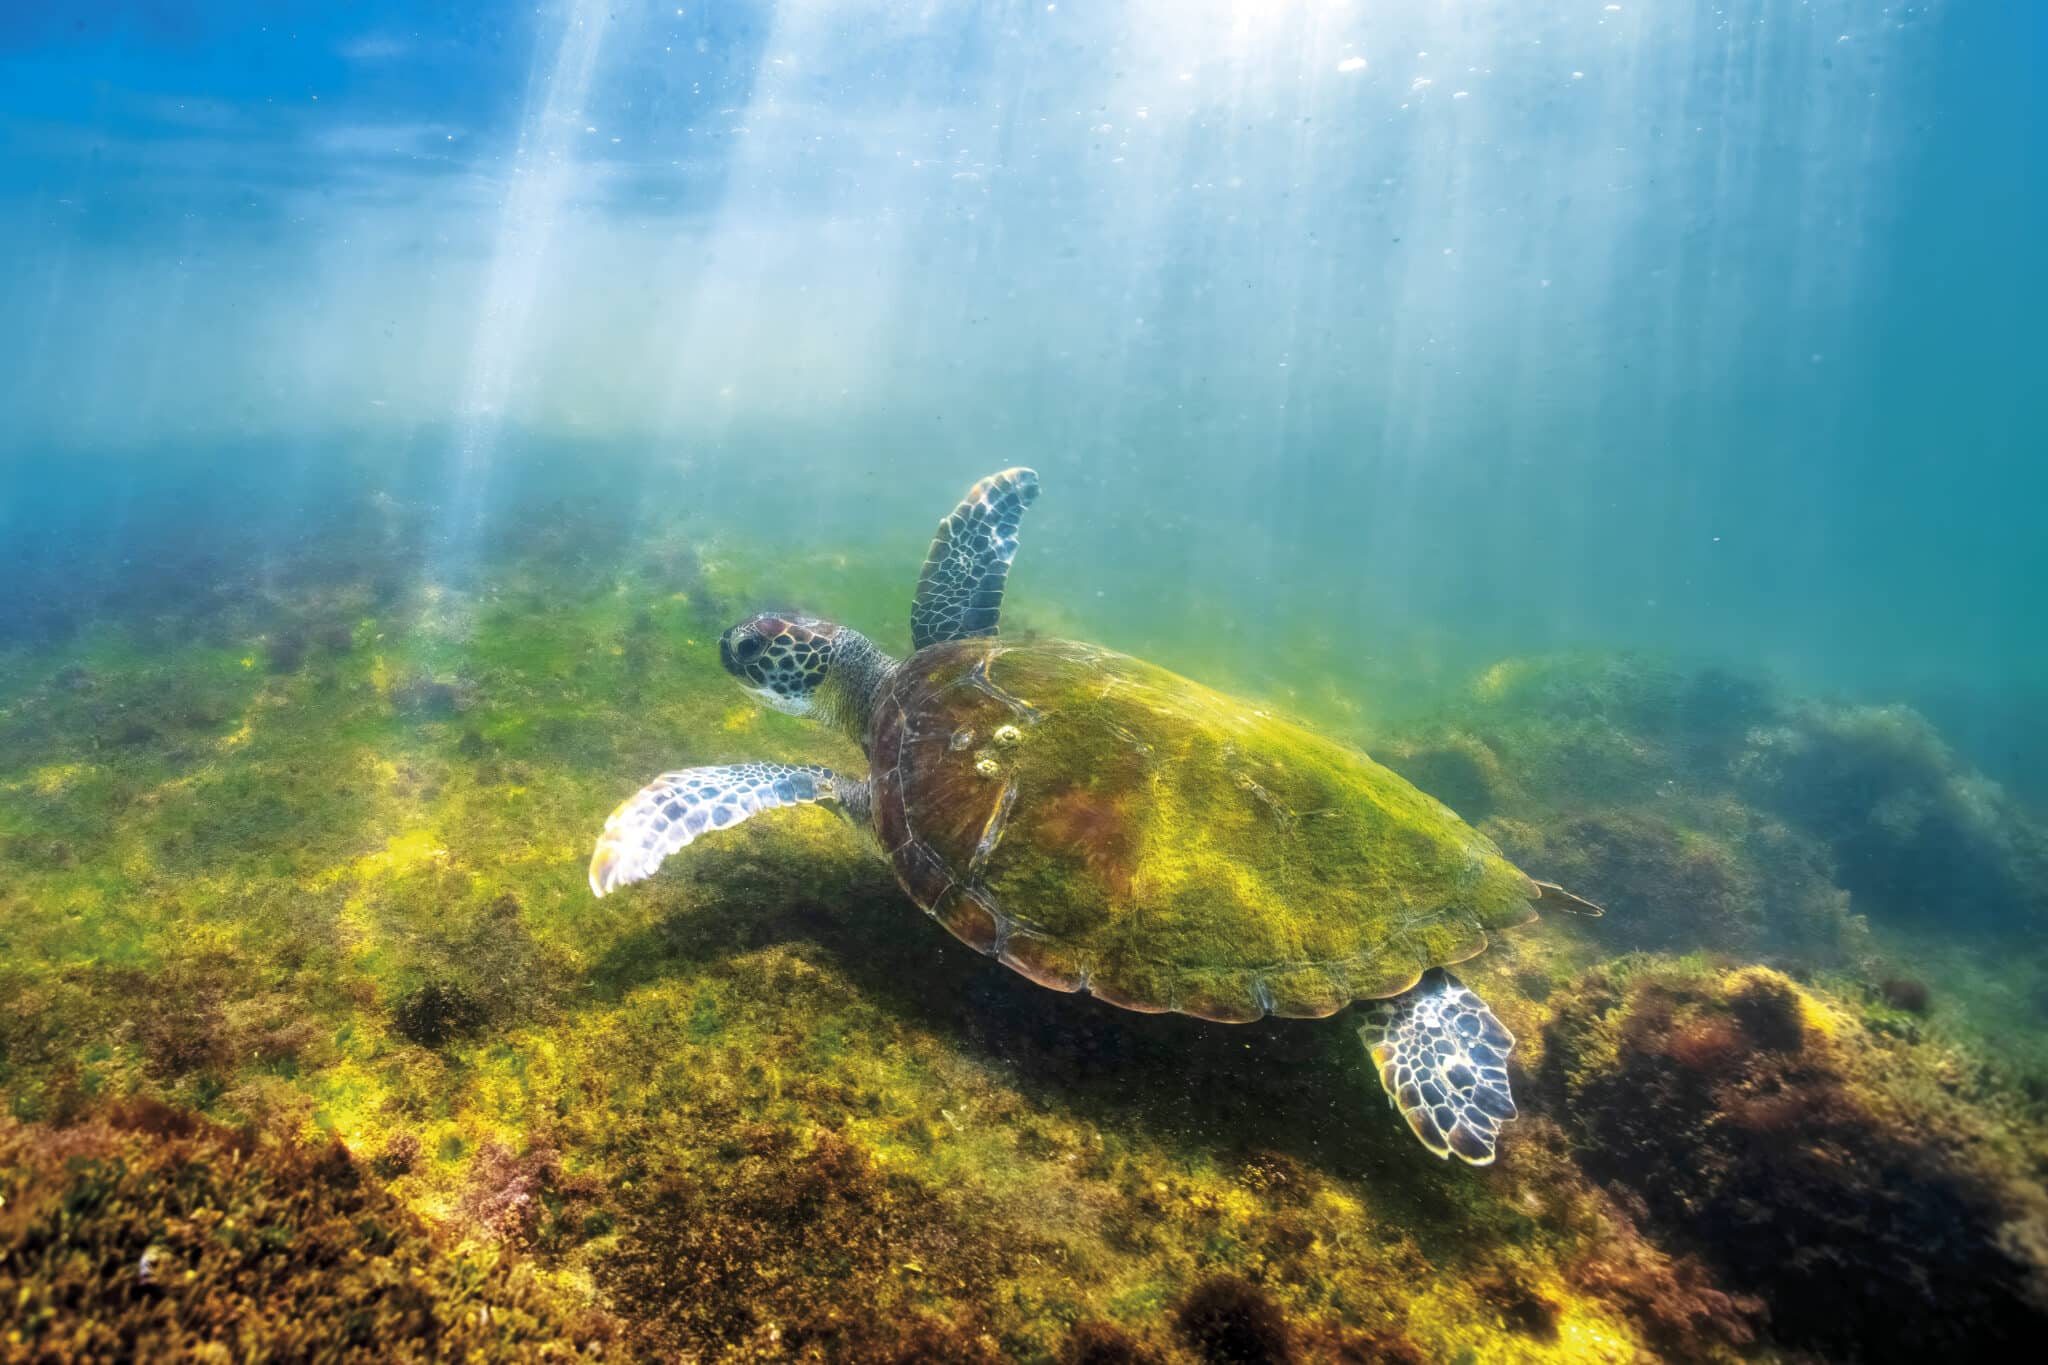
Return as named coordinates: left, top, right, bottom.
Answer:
left=1734, top=702, right=2048, bottom=929
left=1057, top=1318, right=1169, bottom=1365
left=1538, top=957, right=2048, bottom=1360
left=1379, top=729, right=1514, bottom=823
left=1436, top=653, right=1716, bottom=803
left=598, top=1126, right=1008, bottom=1361
left=392, top=978, right=491, bottom=1047
left=1486, top=803, right=1858, bottom=958
left=0, top=1099, right=614, bottom=1361
left=388, top=892, right=569, bottom=1048
left=1173, top=1274, right=1296, bottom=1364
left=1409, top=654, right=2048, bottom=946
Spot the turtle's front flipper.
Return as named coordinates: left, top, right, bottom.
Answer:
left=910, top=467, right=1040, bottom=650
left=589, top=764, right=869, bottom=897
left=1357, top=969, right=1517, bottom=1165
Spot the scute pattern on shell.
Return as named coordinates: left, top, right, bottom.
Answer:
left=869, top=638, right=1549, bottom=1023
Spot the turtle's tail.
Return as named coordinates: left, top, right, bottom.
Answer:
left=1532, top=880, right=1605, bottom=917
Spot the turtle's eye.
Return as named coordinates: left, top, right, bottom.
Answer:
left=734, top=635, right=766, bottom=663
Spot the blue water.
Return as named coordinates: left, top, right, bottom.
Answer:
left=4, top=1, right=2042, bottom=788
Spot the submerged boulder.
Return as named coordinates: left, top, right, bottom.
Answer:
left=1485, top=803, right=1858, bottom=958
left=1538, top=957, right=2048, bottom=1361
left=1396, top=654, right=2048, bottom=953
left=1733, top=702, right=2048, bottom=930
left=1380, top=729, right=1514, bottom=823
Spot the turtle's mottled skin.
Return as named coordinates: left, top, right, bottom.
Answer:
left=871, top=638, right=1542, bottom=1023
left=589, top=468, right=1601, bottom=1165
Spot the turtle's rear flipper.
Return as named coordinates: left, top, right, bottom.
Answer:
left=590, top=764, right=869, bottom=898
left=1358, top=968, right=1517, bottom=1165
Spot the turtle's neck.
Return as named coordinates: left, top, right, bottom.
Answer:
left=819, top=629, right=897, bottom=750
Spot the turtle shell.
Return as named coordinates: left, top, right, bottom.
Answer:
left=868, top=639, right=1545, bottom=1023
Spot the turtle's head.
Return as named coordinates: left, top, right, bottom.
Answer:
left=719, top=612, right=842, bottom=716
left=719, top=612, right=897, bottom=740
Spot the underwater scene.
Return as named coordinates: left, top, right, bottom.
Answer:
left=3, top=2, right=2045, bottom=1361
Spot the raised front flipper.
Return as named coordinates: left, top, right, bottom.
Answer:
left=1357, top=969, right=1518, bottom=1166
left=589, top=763, right=868, bottom=897
left=910, top=467, right=1040, bottom=650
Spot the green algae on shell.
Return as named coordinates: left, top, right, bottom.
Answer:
left=871, top=638, right=1556, bottom=1023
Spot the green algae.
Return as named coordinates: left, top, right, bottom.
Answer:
left=0, top=1099, right=615, bottom=1361
left=882, top=639, right=1549, bottom=1020
left=3, top=518, right=2048, bottom=1361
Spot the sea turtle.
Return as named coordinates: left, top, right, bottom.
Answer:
left=589, top=469, right=1601, bottom=1164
